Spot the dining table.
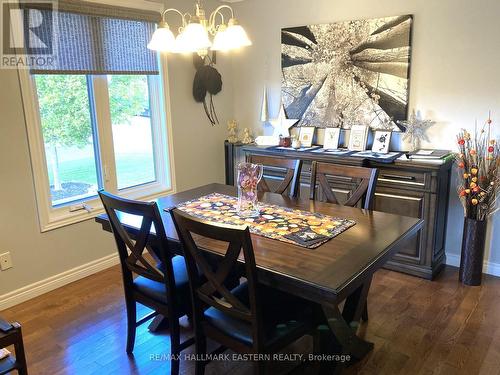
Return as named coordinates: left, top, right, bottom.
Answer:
left=95, top=183, right=423, bottom=372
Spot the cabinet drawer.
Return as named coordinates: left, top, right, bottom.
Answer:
left=373, top=190, right=426, bottom=261
left=377, top=169, right=429, bottom=191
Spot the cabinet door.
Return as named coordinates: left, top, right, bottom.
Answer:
left=373, top=188, right=428, bottom=263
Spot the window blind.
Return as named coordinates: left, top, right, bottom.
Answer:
left=26, top=1, right=160, bottom=74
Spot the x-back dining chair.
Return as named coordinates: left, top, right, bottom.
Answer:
left=98, top=191, right=194, bottom=375
left=170, top=208, right=315, bottom=375
left=246, top=154, right=302, bottom=197
left=309, top=161, right=379, bottom=210
left=309, top=161, right=379, bottom=322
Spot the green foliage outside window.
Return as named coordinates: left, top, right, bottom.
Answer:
left=35, top=74, right=150, bottom=191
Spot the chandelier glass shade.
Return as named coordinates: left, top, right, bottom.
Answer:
left=148, top=2, right=251, bottom=54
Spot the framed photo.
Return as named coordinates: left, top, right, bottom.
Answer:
left=371, top=130, right=392, bottom=153
left=299, top=127, right=315, bottom=147
left=348, top=125, right=369, bottom=151
left=323, top=128, right=341, bottom=150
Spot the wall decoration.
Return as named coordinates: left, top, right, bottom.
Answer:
left=348, top=125, right=369, bottom=151
left=397, top=110, right=434, bottom=151
left=193, top=53, right=222, bottom=126
left=372, top=130, right=392, bottom=153
left=281, top=15, right=412, bottom=130
left=299, top=127, right=315, bottom=147
left=323, top=128, right=341, bottom=149
left=269, top=104, right=299, bottom=137
left=227, top=120, right=238, bottom=143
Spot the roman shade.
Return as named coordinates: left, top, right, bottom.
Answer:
left=26, top=0, right=161, bottom=74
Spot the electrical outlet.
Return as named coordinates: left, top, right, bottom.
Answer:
left=0, top=252, right=13, bottom=271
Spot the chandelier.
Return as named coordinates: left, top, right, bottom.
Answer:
left=147, top=1, right=252, bottom=54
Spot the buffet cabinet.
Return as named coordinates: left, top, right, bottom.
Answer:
left=225, top=142, right=453, bottom=280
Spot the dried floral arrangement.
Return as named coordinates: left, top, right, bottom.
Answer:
left=456, top=116, right=500, bottom=221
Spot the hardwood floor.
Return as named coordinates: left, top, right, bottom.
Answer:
left=1, top=265, right=500, bottom=375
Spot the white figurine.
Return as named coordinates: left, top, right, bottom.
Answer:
left=291, top=135, right=301, bottom=149
left=241, top=128, right=254, bottom=144
left=227, top=120, right=238, bottom=143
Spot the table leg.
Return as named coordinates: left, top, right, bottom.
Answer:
left=342, top=275, right=372, bottom=325
left=321, top=304, right=374, bottom=361
left=317, top=279, right=374, bottom=373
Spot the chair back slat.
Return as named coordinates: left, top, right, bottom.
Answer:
left=310, top=162, right=379, bottom=210
left=99, top=191, right=172, bottom=284
left=247, top=155, right=302, bottom=197
left=170, top=208, right=264, bottom=343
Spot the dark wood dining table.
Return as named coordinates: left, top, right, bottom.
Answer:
left=95, top=183, right=423, bottom=371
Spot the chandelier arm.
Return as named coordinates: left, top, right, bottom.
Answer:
left=208, top=5, right=234, bottom=30
left=161, top=8, right=187, bottom=27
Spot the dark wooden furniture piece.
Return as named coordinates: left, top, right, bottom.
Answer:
left=228, top=145, right=453, bottom=280
left=96, top=183, right=422, bottom=373
left=0, top=318, right=27, bottom=375
left=310, top=161, right=379, bottom=210
left=171, top=209, right=315, bottom=374
left=98, top=191, right=194, bottom=375
left=246, top=154, right=302, bottom=197
left=310, top=161, right=379, bottom=322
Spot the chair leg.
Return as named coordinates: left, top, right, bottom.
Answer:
left=14, top=327, right=28, bottom=375
left=362, top=301, right=369, bottom=322
left=170, top=317, right=181, bottom=375
left=125, top=298, right=137, bottom=354
left=194, top=335, right=207, bottom=375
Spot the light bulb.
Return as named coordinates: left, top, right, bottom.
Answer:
left=178, top=22, right=212, bottom=52
left=211, top=25, right=229, bottom=51
left=223, top=19, right=252, bottom=50
left=147, top=23, right=176, bottom=52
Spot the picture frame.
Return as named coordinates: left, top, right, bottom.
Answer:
left=371, top=130, right=392, bottom=153
left=299, top=127, right=315, bottom=147
left=348, top=125, right=369, bottom=151
left=323, top=128, right=341, bottom=150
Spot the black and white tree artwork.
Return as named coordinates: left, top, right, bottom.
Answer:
left=281, top=15, right=412, bottom=130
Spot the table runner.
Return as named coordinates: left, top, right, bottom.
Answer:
left=173, top=193, right=356, bottom=249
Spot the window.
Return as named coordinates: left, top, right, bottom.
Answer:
left=108, top=75, right=157, bottom=190
left=20, top=2, right=174, bottom=231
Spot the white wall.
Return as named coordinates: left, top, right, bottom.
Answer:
left=229, top=0, right=500, bottom=267
left=0, top=0, right=233, bottom=298
left=167, top=52, right=234, bottom=191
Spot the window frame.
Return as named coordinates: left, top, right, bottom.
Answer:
left=18, top=1, right=176, bottom=232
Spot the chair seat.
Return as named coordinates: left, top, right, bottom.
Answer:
left=204, top=282, right=313, bottom=347
left=133, top=255, right=190, bottom=308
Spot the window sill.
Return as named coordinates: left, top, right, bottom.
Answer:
left=40, top=186, right=175, bottom=232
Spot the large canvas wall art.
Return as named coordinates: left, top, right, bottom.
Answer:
left=281, top=15, right=413, bottom=130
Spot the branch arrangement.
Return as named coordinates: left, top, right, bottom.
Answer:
left=456, top=115, right=500, bottom=221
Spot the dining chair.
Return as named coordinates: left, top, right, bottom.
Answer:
left=309, top=161, right=379, bottom=210
left=246, top=154, right=302, bottom=197
left=309, top=161, right=378, bottom=322
left=98, top=191, right=194, bottom=375
left=170, top=208, right=315, bottom=375
left=0, top=317, right=27, bottom=375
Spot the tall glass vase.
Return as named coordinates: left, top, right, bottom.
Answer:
left=237, top=162, right=263, bottom=217
left=459, top=217, right=487, bottom=286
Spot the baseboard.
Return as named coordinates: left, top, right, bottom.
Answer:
left=446, top=253, right=500, bottom=277
left=0, top=253, right=119, bottom=311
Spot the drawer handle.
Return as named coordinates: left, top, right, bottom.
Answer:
left=380, top=174, right=416, bottom=181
